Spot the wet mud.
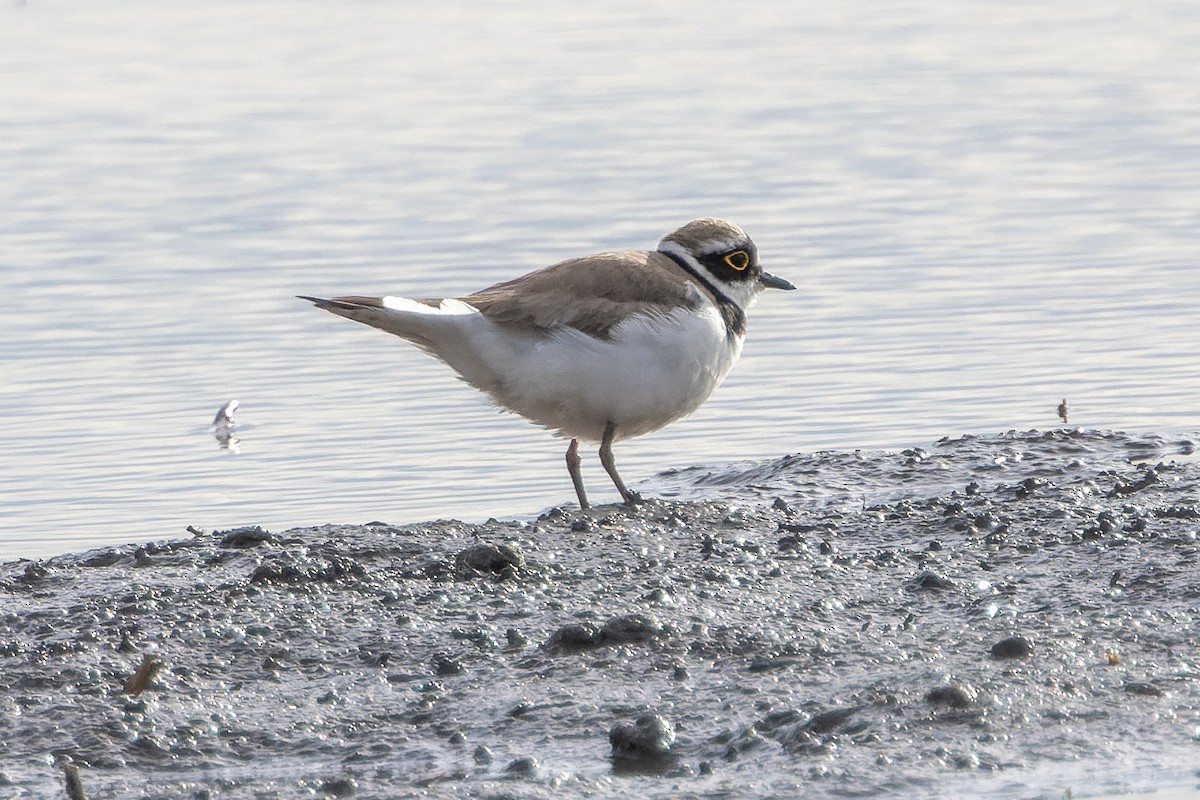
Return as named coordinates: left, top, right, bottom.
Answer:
left=2, top=430, right=1199, bottom=799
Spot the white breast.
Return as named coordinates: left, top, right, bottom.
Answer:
left=478, top=304, right=742, bottom=441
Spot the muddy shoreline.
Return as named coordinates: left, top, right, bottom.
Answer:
left=3, top=430, right=1199, bottom=799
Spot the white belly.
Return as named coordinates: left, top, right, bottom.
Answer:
left=479, top=306, right=741, bottom=441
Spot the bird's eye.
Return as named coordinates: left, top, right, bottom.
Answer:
left=723, top=250, right=750, bottom=271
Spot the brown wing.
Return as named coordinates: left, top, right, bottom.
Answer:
left=462, top=250, right=699, bottom=339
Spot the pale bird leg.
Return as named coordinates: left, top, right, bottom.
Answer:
left=566, top=438, right=589, bottom=510
left=599, top=421, right=640, bottom=505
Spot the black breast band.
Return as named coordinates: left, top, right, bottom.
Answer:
left=659, top=250, right=746, bottom=338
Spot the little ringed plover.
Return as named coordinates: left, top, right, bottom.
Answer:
left=300, top=217, right=794, bottom=509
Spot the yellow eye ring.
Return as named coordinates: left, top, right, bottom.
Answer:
left=723, top=250, right=750, bottom=271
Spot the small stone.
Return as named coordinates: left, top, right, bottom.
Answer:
left=805, top=706, right=860, bottom=734
left=504, top=756, right=539, bottom=777
left=990, top=636, right=1034, bottom=659
left=433, top=653, right=464, bottom=676
left=911, top=571, right=955, bottom=591
left=507, top=701, right=532, bottom=717
left=1124, top=681, right=1163, bottom=697
left=642, top=587, right=673, bottom=605
left=320, top=777, right=356, bottom=797
left=539, top=506, right=568, bottom=522
left=926, top=683, right=977, bottom=709
left=220, top=526, right=274, bottom=548
left=609, top=713, right=676, bottom=760
left=748, top=656, right=795, bottom=673
left=473, top=745, right=493, bottom=765
left=545, top=622, right=601, bottom=652
left=599, top=614, right=665, bottom=645
left=454, top=543, right=524, bottom=579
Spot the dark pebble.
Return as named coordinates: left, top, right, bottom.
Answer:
left=504, top=756, right=539, bottom=777
left=545, top=622, right=601, bottom=652
left=538, top=506, right=568, bottom=522
left=433, top=653, right=464, bottom=675
left=545, top=614, right=666, bottom=652
left=755, top=709, right=805, bottom=733
left=805, top=706, right=862, bottom=734
left=748, top=656, right=795, bottom=673
left=926, top=683, right=977, bottom=709
left=220, top=526, right=274, bottom=548
left=642, top=587, right=672, bottom=605
left=990, top=636, right=1034, bottom=659
left=20, top=562, right=50, bottom=585
left=599, top=614, right=666, bottom=645
left=80, top=550, right=122, bottom=568
left=911, top=571, right=955, bottom=591
left=1124, top=681, right=1163, bottom=697
left=777, top=535, right=804, bottom=552
left=320, top=777, right=356, bottom=797
left=473, top=745, right=493, bottom=765
left=453, top=543, right=524, bottom=579
left=248, top=553, right=364, bottom=585
left=609, top=713, right=676, bottom=760
left=1015, top=477, right=1045, bottom=498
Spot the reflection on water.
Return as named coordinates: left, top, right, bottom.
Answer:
left=211, top=400, right=240, bottom=452
left=1, top=0, right=1198, bottom=560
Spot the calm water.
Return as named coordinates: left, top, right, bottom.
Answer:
left=2, top=0, right=1198, bottom=560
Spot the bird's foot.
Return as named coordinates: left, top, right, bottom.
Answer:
left=621, top=489, right=645, bottom=506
